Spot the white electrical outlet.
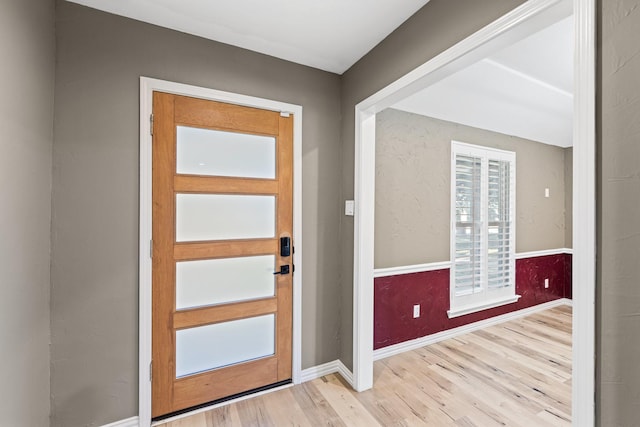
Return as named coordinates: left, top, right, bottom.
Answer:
left=413, top=304, right=420, bottom=318
left=544, top=278, right=549, bottom=289
left=545, top=188, right=550, bottom=198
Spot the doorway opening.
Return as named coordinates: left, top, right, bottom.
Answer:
left=352, top=0, right=595, bottom=425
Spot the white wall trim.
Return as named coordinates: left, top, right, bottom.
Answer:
left=374, top=298, right=572, bottom=361
left=374, top=248, right=572, bottom=278
left=353, top=0, right=594, bottom=424
left=101, top=416, right=140, bottom=427
left=515, top=247, right=573, bottom=259
left=139, top=77, right=304, bottom=427
left=300, top=360, right=342, bottom=382
left=352, top=111, right=376, bottom=391
left=373, top=261, right=451, bottom=278
left=336, top=360, right=355, bottom=387
left=572, top=0, right=596, bottom=424
left=300, top=359, right=354, bottom=387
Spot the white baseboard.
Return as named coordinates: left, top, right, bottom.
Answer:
left=300, top=359, right=354, bottom=387
left=300, top=359, right=341, bottom=382
left=101, top=416, right=139, bottom=427
left=336, top=360, right=354, bottom=387
left=373, top=298, right=572, bottom=361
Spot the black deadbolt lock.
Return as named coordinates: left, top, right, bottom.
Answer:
left=280, top=236, right=291, bottom=257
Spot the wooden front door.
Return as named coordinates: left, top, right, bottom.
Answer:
left=151, top=92, right=293, bottom=418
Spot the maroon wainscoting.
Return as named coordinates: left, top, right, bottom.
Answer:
left=374, top=253, right=572, bottom=350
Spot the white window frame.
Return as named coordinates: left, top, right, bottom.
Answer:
left=449, top=141, right=518, bottom=318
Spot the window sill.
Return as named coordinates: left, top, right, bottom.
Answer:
left=447, top=295, right=521, bottom=319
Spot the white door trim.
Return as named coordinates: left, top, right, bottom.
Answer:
left=353, top=0, right=595, bottom=425
left=571, top=0, right=596, bottom=423
left=138, top=77, right=303, bottom=427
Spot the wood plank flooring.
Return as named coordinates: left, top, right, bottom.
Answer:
left=157, top=305, right=572, bottom=427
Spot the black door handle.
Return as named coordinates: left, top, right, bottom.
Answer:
left=273, top=265, right=290, bottom=275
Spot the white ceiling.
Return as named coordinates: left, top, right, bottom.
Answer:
left=393, top=16, right=574, bottom=148
left=67, top=0, right=430, bottom=74
left=67, top=1, right=572, bottom=147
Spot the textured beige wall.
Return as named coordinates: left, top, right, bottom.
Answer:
left=597, top=0, right=640, bottom=424
left=52, top=2, right=342, bottom=426
left=375, top=110, right=568, bottom=268
left=340, top=0, right=527, bottom=369
left=0, top=1, right=54, bottom=425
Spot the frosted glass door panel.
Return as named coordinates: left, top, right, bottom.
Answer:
left=175, top=314, right=275, bottom=378
left=176, top=194, right=275, bottom=242
left=176, top=126, right=276, bottom=179
left=176, top=255, right=275, bottom=309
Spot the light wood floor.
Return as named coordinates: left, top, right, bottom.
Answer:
left=158, top=305, right=572, bottom=427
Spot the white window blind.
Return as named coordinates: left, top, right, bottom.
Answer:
left=453, top=155, right=482, bottom=296
left=450, top=142, right=517, bottom=317
left=487, top=159, right=512, bottom=290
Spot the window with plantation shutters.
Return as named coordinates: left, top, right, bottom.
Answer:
left=449, top=141, right=519, bottom=318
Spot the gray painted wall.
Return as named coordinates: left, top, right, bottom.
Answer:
left=0, top=1, right=54, bottom=426
left=598, top=0, right=640, bottom=424
left=20, top=0, right=639, bottom=424
left=375, top=109, right=568, bottom=268
left=339, top=0, right=527, bottom=369
left=52, top=2, right=342, bottom=425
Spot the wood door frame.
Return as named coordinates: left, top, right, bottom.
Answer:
left=353, top=0, right=596, bottom=425
left=138, top=77, right=303, bottom=427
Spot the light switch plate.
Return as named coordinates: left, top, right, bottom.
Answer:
left=345, top=200, right=355, bottom=216
left=413, top=304, right=420, bottom=318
